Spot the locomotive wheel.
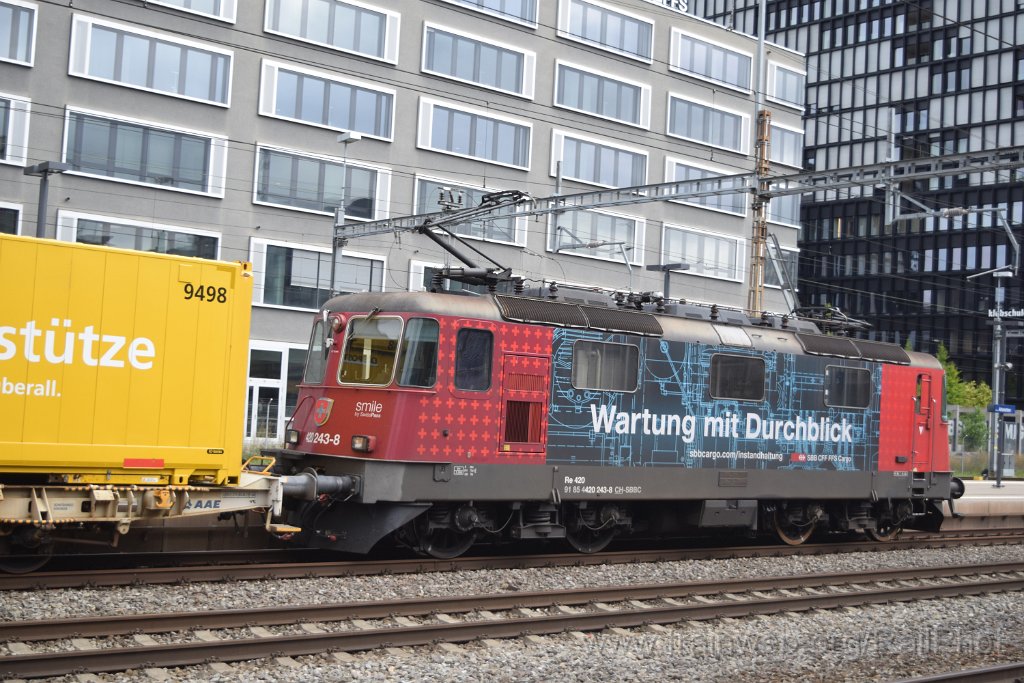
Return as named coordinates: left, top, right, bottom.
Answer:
left=417, top=528, right=477, bottom=559
left=565, top=504, right=617, bottom=554
left=402, top=507, right=478, bottom=559
left=771, top=507, right=816, bottom=546
left=865, top=522, right=902, bottom=542
left=0, top=538, right=54, bottom=574
left=565, top=524, right=616, bottom=554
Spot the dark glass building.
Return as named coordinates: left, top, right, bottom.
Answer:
left=691, top=0, right=1024, bottom=402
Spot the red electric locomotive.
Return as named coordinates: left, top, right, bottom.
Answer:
left=271, top=287, right=964, bottom=558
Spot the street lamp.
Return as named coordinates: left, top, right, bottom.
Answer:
left=330, top=132, right=362, bottom=300
left=645, top=262, right=689, bottom=299
left=23, top=161, right=70, bottom=238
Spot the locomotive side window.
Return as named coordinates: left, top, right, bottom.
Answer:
left=397, top=318, right=440, bottom=388
left=302, top=319, right=328, bottom=384
left=455, top=328, right=493, bottom=391
left=823, top=366, right=871, bottom=408
left=339, top=316, right=403, bottom=385
left=571, top=340, right=639, bottom=392
left=709, top=354, right=765, bottom=401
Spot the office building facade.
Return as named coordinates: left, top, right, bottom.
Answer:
left=692, top=0, right=1024, bottom=402
left=1, top=0, right=804, bottom=441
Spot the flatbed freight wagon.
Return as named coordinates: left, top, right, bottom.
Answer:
left=0, top=234, right=336, bottom=571
left=0, top=233, right=252, bottom=486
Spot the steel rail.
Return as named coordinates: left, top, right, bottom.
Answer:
left=3, top=561, right=1023, bottom=642
left=4, top=531, right=1022, bottom=591
left=1, top=571, right=1023, bottom=679
left=892, top=662, right=1024, bottom=682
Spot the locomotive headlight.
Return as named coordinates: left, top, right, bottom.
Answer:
left=285, top=429, right=301, bottom=447
left=351, top=435, right=376, bottom=453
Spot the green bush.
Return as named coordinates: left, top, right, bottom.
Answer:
left=960, top=410, right=989, bottom=452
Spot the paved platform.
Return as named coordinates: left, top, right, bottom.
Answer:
left=943, top=479, right=1024, bottom=529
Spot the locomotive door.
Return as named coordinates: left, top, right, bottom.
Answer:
left=911, top=373, right=935, bottom=471
left=499, top=354, right=550, bottom=464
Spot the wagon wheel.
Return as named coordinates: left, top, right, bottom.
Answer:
left=0, top=537, right=53, bottom=574
left=565, top=504, right=616, bottom=554
left=865, top=521, right=902, bottom=543
left=772, top=507, right=816, bottom=546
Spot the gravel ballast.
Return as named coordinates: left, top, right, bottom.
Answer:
left=3, top=543, right=1024, bottom=682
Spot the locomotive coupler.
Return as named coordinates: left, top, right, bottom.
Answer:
left=280, top=468, right=358, bottom=501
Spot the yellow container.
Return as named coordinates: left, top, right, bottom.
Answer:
left=0, top=234, right=252, bottom=485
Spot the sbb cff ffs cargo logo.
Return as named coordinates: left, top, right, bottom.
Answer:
left=313, top=398, right=334, bottom=426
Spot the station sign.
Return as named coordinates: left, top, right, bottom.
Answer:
left=988, top=404, right=1016, bottom=414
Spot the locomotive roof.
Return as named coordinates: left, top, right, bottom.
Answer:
left=323, top=291, right=939, bottom=369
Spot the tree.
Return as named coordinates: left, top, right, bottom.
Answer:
left=936, top=343, right=992, bottom=456
left=960, top=410, right=989, bottom=451
left=935, top=343, right=991, bottom=409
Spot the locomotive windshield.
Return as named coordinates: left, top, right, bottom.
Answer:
left=339, top=316, right=403, bottom=385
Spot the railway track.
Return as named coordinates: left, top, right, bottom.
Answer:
left=2, top=561, right=1023, bottom=679
left=895, top=662, right=1024, bottom=682
left=4, top=529, right=1023, bottom=591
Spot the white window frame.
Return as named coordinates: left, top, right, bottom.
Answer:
left=767, top=192, right=802, bottom=228
left=69, top=14, right=233, bottom=107
left=767, top=62, right=806, bottom=110
left=556, top=0, right=653, bottom=64
left=666, top=93, right=750, bottom=155
left=245, top=339, right=308, bottom=445
left=143, top=0, right=236, bottom=23
left=547, top=207, right=645, bottom=266
left=263, top=0, right=399, bottom=64
left=0, top=90, right=29, bottom=166
left=551, top=129, right=647, bottom=189
left=56, top=210, right=222, bottom=258
left=421, top=22, right=535, bottom=99
left=0, top=201, right=22, bottom=235
left=662, top=224, right=745, bottom=283
left=252, top=144, right=391, bottom=220
left=62, top=107, right=229, bottom=198
left=435, top=0, right=538, bottom=28
left=250, top=237, right=385, bottom=311
left=664, top=156, right=748, bottom=218
left=413, top=173, right=527, bottom=246
left=669, top=28, right=752, bottom=93
left=259, top=58, right=396, bottom=141
left=417, top=96, right=532, bottom=170
left=0, top=0, right=36, bottom=66
left=553, top=60, right=650, bottom=129
left=769, top=122, right=804, bottom=168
